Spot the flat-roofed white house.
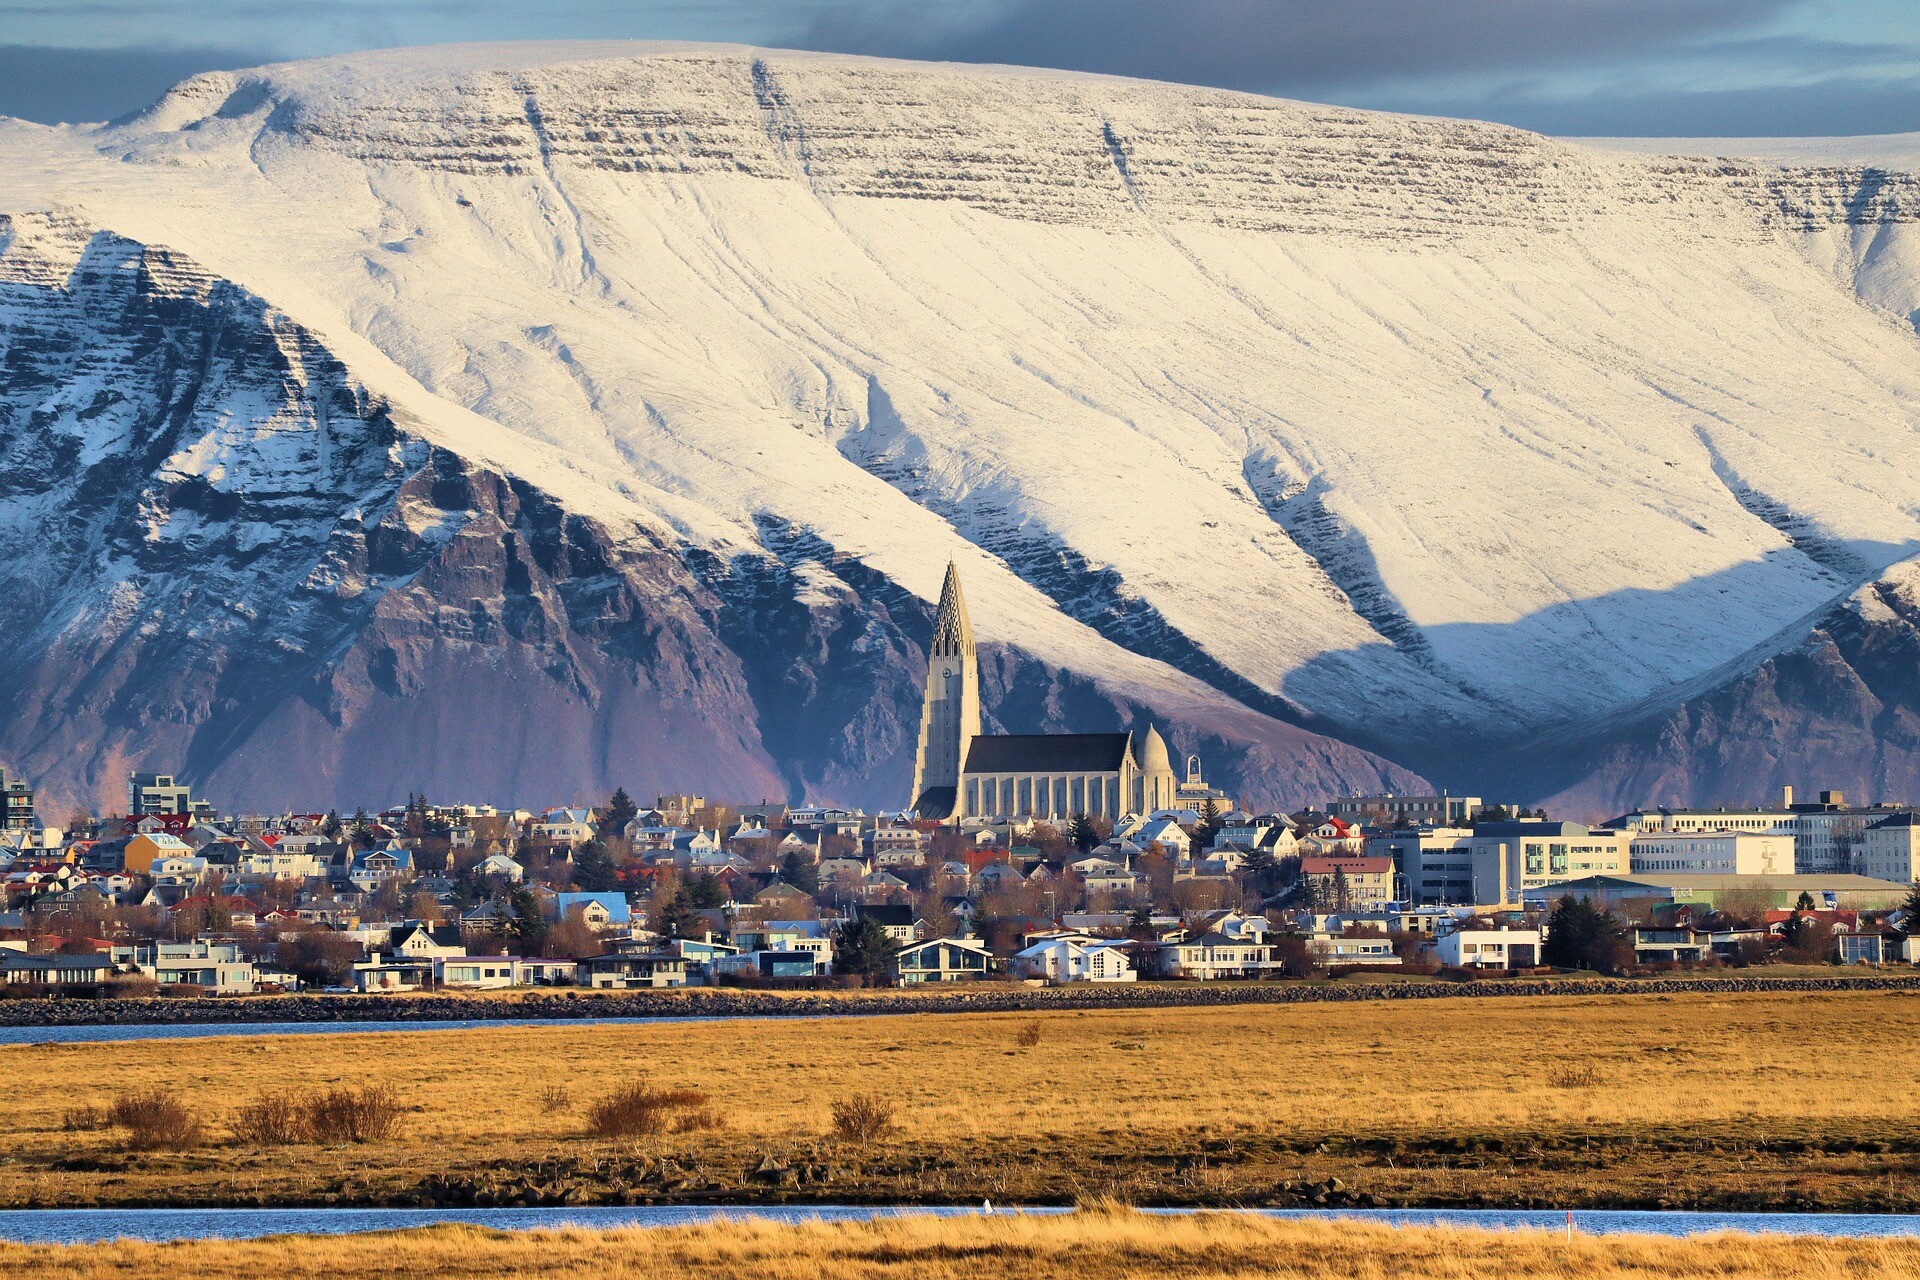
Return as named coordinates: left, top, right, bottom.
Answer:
left=1434, top=926, right=1542, bottom=969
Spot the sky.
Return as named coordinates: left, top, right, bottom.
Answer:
left=0, top=0, right=1914, bottom=136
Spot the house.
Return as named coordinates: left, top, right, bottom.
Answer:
left=353, top=959, right=433, bottom=992
left=533, top=808, right=597, bottom=847
left=1010, top=936, right=1138, bottom=982
left=123, top=831, right=193, bottom=876
left=576, top=950, right=688, bottom=989
left=475, top=853, right=525, bottom=883
left=347, top=843, right=415, bottom=891
left=753, top=880, right=817, bottom=917
left=552, top=891, right=632, bottom=929
left=1433, top=926, right=1542, bottom=969
left=892, top=937, right=993, bottom=983
left=1633, top=928, right=1716, bottom=964
left=1306, top=933, right=1401, bottom=967
left=1151, top=930, right=1273, bottom=979
left=387, top=921, right=465, bottom=958
left=1299, top=855, right=1396, bottom=906
left=853, top=902, right=918, bottom=945
left=113, top=940, right=258, bottom=993
left=1838, top=933, right=1889, bottom=965
left=434, top=955, right=520, bottom=989
left=0, top=952, right=119, bottom=986
left=1133, top=817, right=1192, bottom=860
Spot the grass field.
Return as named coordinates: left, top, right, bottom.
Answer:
left=14, top=1208, right=1920, bottom=1280
left=5, top=989, right=1920, bottom=1209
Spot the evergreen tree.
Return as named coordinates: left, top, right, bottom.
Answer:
left=650, top=886, right=696, bottom=939
left=1066, top=813, right=1100, bottom=854
left=1541, top=894, right=1632, bottom=974
left=688, top=872, right=727, bottom=909
left=833, top=915, right=900, bottom=985
left=1332, top=866, right=1351, bottom=912
left=498, top=888, right=547, bottom=953
left=1194, top=797, right=1224, bottom=847
left=572, top=839, right=617, bottom=893
left=606, top=787, right=640, bottom=834
left=1901, top=882, right=1920, bottom=934
left=780, top=850, right=821, bottom=897
left=1241, top=846, right=1277, bottom=896
left=322, top=809, right=343, bottom=841
left=1796, top=890, right=1818, bottom=912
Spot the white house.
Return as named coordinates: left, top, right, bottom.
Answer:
left=534, top=808, right=596, bottom=847
left=475, top=853, right=525, bottom=883
left=1433, top=926, right=1543, bottom=969
left=1151, top=930, right=1272, bottom=979
left=1010, top=936, right=1138, bottom=982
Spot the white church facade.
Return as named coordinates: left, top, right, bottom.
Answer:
left=908, top=563, right=1190, bottom=823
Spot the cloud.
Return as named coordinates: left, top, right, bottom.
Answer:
left=0, top=44, right=274, bottom=124
left=1405, top=73, right=1920, bottom=137
left=796, top=0, right=1801, bottom=93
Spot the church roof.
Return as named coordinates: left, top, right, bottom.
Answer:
left=964, top=733, right=1133, bottom=774
left=912, top=785, right=958, bottom=820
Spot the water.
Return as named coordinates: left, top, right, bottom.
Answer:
left=0, top=1017, right=727, bottom=1046
left=3, top=1204, right=1919, bottom=1245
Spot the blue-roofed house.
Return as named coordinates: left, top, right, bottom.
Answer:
left=553, top=890, right=631, bottom=929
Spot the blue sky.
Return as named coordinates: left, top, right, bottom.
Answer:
left=0, top=0, right=1914, bottom=135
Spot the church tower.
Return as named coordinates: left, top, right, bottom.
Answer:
left=909, top=561, right=981, bottom=821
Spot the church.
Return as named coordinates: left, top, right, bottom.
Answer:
left=908, top=563, right=1186, bottom=823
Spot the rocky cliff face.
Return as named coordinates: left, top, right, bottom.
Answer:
left=1520, top=565, right=1920, bottom=819
left=0, top=208, right=1417, bottom=812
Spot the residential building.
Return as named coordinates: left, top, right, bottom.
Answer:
left=853, top=902, right=918, bottom=945
left=533, top=809, right=596, bottom=847
left=553, top=891, right=632, bottom=929
left=1151, top=929, right=1273, bottom=979
left=0, top=768, right=33, bottom=832
left=128, top=772, right=216, bottom=820
left=892, top=937, right=993, bottom=983
left=0, top=952, right=118, bottom=986
left=1009, top=936, right=1138, bottom=982
left=113, top=940, right=257, bottom=994
left=1299, top=855, right=1395, bottom=906
left=577, top=950, right=689, bottom=988
left=1434, top=926, right=1542, bottom=969
left=1305, top=932, right=1401, bottom=966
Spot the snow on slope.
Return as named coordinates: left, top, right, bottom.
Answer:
left=3, top=42, right=1920, bottom=803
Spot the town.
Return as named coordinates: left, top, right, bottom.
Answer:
left=3, top=758, right=1918, bottom=997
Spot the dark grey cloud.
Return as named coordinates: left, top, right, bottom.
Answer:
left=797, top=0, right=1800, bottom=93
left=0, top=44, right=274, bottom=124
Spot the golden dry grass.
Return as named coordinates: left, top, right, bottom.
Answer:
left=5, top=989, right=1920, bottom=1207
left=12, top=1207, right=1920, bottom=1280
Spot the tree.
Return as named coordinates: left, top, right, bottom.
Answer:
left=1541, top=895, right=1632, bottom=974
left=1065, top=814, right=1103, bottom=854
left=322, top=810, right=344, bottom=841
left=572, top=840, right=618, bottom=893
left=496, top=888, right=548, bottom=953
left=833, top=916, right=900, bottom=986
left=1331, top=866, right=1351, bottom=913
left=1194, top=798, right=1224, bottom=847
left=606, top=787, right=640, bottom=835
left=650, top=886, right=697, bottom=939
left=1240, top=847, right=1278, bottom=897
left=1796, top=890, right=1818, bottom=912
left=687, top=873, right=728, bottom=910
left=780, top=850, right=821, bottom=897
left=1901, top=882, right=1920, bottom=934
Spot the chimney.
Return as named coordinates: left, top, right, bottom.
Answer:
left=1782, top=785, right=1793, bottom=809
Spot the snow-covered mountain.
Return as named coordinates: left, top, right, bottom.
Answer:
left=2, top=42, right=1918, bottom=815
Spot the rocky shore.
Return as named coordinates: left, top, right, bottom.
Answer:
left=6, top=973, right=1920, bottom=1028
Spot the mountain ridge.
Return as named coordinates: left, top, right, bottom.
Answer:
left=2, top=43, right=1919, bottom=812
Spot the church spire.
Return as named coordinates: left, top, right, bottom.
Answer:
left=929, top=559, right=975, bottom=659
left=909, top=560, right=982, bottom=822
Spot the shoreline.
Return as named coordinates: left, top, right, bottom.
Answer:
left=5, top=971, right=1920, bottom=1028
